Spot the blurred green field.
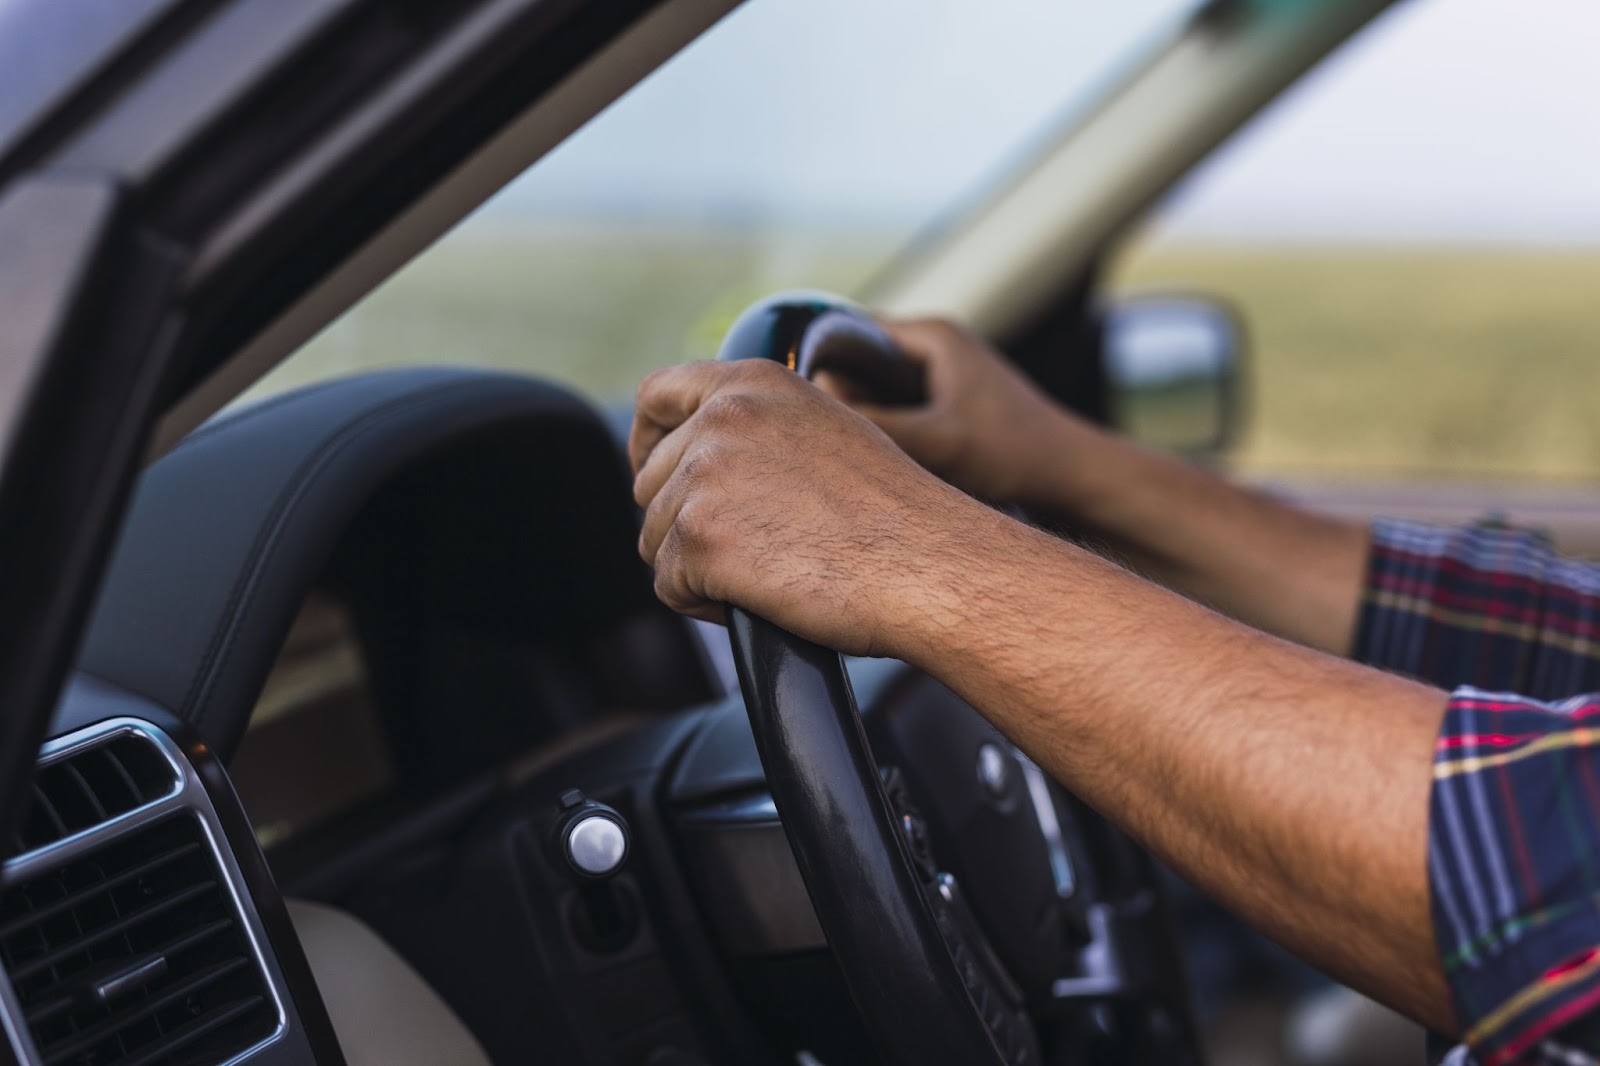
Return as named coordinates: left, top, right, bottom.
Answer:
left=1119, top=245, right=1600, bottom=481
left=258, top=228, right=1600, bottom=483
left=252, top=225, right=886, bottom=403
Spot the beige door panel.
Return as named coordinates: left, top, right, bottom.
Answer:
left=287, top=900, right=492, bottom=1066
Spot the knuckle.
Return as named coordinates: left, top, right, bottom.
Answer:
left=652, top=531, right=701, bottom=613
left=652, top=526, right=681, bottom=575
left=704, top=390, right=764, bottom=427
left=679, top=448, right=717, bottom=485
left=636, top=365, right=673, bottom=399
left=731, top=358, right=786, bottom=383
left=731, top=360, right=800, bottom=396
left=651, top=567, right=686, bottom=612
left=673, top=498, right=715, bottom=550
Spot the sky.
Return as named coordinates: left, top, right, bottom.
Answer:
left=483, top=0, right=1600, bottom=244
left=1160, top=0, right=1600, bottom=242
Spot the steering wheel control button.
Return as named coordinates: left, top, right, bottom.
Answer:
left=899, top=812, right=939, bottom=882
left=552, top=791, right=630, bottom=879
left=881, top=765, right=941, bottom=882
left=976, top=743, right=1010, bottom=800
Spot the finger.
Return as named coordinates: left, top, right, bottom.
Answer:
left=628, top=411, right=668, bottom=481
left=813, top=368, right=877, bottom=405
left=649, top=522, right=696, bottom=611
left=637, top=461, right=695, bottom=569
left=647, top=505, right=723, bottom=623
left=851, top=400, right=940, bottom=452
left=878, top=318, right=954, bottom=364
left=629, top=361, right=732, bottom=474
left=633, top=419, right=699, bottom=510
left=816, top=317, right=946, bottom=407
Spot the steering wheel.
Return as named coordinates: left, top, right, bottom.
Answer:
left=716, top=295, right=1039, bottom=1066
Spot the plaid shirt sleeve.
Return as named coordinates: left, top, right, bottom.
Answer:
left=1356, top=519, right=1600, bottom=1065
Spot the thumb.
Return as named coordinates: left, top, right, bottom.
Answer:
left=878, top=318, right=956, bottom=372
left=852, top=399, right=940, bottom=453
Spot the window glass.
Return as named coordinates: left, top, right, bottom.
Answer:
left=1115, top=0, right=1600, bottom=481
left=253, top=0, right=1203, bottom=403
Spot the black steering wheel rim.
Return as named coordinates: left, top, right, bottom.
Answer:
left=717, top=294, right=1033, bottom=1066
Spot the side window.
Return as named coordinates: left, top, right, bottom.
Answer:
left=1113, top=0, right=1600, bottom=483
left=255, top=0, right=1201, bottom=407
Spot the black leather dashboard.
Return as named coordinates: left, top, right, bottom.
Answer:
left=6, top=367, right=712, bottom=1066
left=65, top=367, right=681, bottom=757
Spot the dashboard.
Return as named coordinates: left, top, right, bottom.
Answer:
left=230, top=594, right=394, bottom=851
left=0, top=368, right=717, bottom=1066
left=0, top=366, right=1178, bottom=1066
left=1, top=686, right=330, bottom=1066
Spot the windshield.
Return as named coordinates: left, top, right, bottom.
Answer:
left=252, top=0, right=1203, bottom=404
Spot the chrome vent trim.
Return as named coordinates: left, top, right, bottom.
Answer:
left=13, top=725, right=181, bottom=859
left=0, top=719, right=293, bottom=1066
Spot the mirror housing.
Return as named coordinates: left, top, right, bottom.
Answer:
left=1103, top=294, right=1245, bottom=455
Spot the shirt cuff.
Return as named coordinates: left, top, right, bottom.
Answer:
left=1354, top=518, right=1557, bottom=689
left=1430, top=687, right=1600, bottom=1063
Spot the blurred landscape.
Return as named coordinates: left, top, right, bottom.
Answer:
left=1118, top=245, right=1600, bottom=482
left=252, top=226, right=884, bottom=403
left=257, top=228, right=1600, bottom=485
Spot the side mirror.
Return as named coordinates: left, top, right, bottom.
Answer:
left=1103, top=294, right=1245, bottom=455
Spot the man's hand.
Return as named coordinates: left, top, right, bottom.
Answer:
left=629, top=359, right=997, bottom=658
left=628, top=355, right=1452, bottom=1034
left=826, top=314, right=1370, bottom=656
left=818, top=317, right=1092, bottom=508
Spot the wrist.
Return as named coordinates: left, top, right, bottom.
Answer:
left=1008, top=409, right=1128, bottom=521
left=868, top=484, right=998, bottom=663
left=878, top=492, right=1070, bottom=671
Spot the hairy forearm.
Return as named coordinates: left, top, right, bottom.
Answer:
left=895, top=508, right=1452, bottom=1032
left=1019, top=422, right=1369, bottom=655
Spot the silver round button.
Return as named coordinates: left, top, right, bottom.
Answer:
left=976, top=743, right=1010, bottom=799
left=565, top=814, right=628, bottom=877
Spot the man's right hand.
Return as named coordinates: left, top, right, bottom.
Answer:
left=826, top=313, right=1371, bottom=656
left=818, top=317, right=1100, bottom=509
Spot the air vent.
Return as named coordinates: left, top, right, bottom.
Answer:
left=15, top=734, right=177, bottom=855
left=0, top=814, right=277, bottom=1066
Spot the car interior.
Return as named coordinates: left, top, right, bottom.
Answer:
left=2, top=0, right=1584, bottom=1064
